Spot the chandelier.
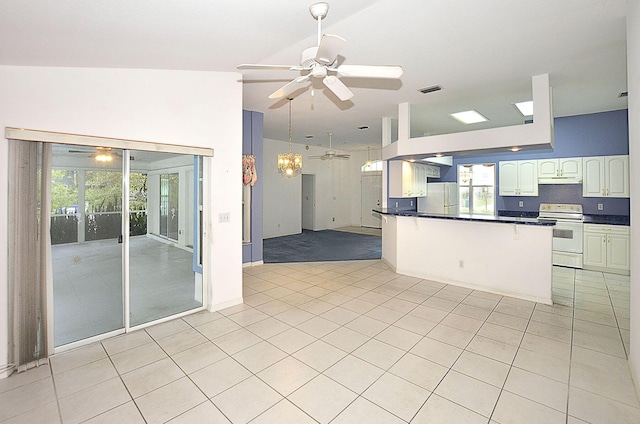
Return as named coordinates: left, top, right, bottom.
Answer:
left=277, top=98, right=303, bottom=177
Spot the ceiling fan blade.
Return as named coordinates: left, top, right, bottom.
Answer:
left=336, top=64, right=404, bottom=79
left=322, top=76, right=354, bottom=101
left=237, top=64, right=303, bottom=71
left=268, top=75, right=311, bottom=99
left=315, top=34, right=346, bottom=65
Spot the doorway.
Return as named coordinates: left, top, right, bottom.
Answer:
left=302, top=174, right=315, bottom=230
left=361, top=173, right=382, bottom=228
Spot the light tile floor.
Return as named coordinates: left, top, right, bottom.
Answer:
left=1, top=261, right=639, bottom=423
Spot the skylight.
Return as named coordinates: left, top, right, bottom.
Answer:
left=514, top=101, right=534, bottom=116
left=450, top=110, right=488, bottom=125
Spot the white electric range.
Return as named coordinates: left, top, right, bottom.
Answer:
left=538, top=203, right=584, bottom=269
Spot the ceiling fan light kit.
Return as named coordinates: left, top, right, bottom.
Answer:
left=237, top=2, right=403, bottom=103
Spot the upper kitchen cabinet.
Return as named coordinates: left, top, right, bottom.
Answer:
left=538, top=158, right=582, bottom=179
left=499, top=160, right=538, bottom=196
left=583, top=155, right=629, bottom=198
left=389, top=160, right=440, bottom=197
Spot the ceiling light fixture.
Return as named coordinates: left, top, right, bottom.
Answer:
left=513, top=101, right=534, bottom=116
left=95, top=153, right=113, bottom=162
left=510, top=147, right=521, bottom=152
left=364, top=146, right=372, bottom=167
left=277, top=98, right=303, bottom=177
left=450, top=110, right=488, bottom=124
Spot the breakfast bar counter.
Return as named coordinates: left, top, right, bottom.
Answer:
left=373, top=209, right=555, bottom=305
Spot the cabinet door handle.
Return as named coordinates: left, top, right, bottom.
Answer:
left=606, top=189, right=609, bottom=196
left=602, top=189, right=605, bottom=196
left=608, top=235, right=611, bottom=243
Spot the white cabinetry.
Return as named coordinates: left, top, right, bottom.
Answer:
left=583, top=224, right=630, bottom=275
left=583, top=155, right=629, bottom=198
left=389, top=161, right=440, bottom=198
left=538, top=157, right=582, bottom=178
left=499, top=160, right=538, bottom=196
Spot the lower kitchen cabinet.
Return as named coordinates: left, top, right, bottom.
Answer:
left=583, top=224, right=630, bottom=275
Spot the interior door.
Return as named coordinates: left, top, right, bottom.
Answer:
left=361, top=173, right=382, bottom=228
left=302, top=174, right=315, bottom=230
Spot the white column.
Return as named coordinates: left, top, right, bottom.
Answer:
left=398, top=102, right=410, bottom=141
left=626, top=0, right=640, bottom=398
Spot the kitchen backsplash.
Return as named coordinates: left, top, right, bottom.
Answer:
left=501, top=184, right=630, bottom=216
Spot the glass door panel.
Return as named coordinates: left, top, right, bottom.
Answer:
left=51, top=144, right=124, bottom=346
left=129, top=151, right=202, bottom=326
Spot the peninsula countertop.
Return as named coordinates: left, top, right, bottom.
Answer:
left=373, top=208, right=556, bottom=226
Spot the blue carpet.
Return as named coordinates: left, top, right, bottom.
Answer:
left=263, top=229, right=382, bottom=263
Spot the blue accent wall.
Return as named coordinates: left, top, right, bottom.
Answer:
left=417, top=110, right=629, bottom=216
left=242, top=110, right=264, bottom=264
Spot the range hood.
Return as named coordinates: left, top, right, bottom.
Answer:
left=538, top=176, right=583, bottom=184
left=422, top=156, right=453, bottom=166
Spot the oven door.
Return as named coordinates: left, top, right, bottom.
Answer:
left=552, top=220, right=583, bottom=253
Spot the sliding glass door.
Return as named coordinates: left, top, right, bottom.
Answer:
left=129, top=151, right=201, bottom=326
left=51, top=146, right=124, bottom=346
left=50, top=144, right=203, bottom=347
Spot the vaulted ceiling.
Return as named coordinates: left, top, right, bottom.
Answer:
left=0, top=0, right=628, bottom=152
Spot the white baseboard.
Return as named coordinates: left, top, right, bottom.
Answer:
left=208, top=297, right=243, bottom=312
left=242, top=260, right=264, bottom=268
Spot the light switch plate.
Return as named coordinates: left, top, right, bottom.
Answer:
left=518, top=201, right=524, bottom=208
left=597, top=203, right=603, bottom=211
left=219, top=212, right=230, bottom=223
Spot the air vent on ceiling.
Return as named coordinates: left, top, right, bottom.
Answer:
left=419, top=85, right=443, bottom=94
left=619, top=91, right=628, bottom=98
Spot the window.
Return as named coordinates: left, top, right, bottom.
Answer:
left=458, top=164, right=496, bottom=215
left=361, top=160, right=383, bottom=172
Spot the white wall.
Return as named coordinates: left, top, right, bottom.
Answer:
left=0, top=66, right=243, bottom=377
left=263, top=139, right=386, bottom=238
left=262, top=138, right=355, bottom=238
left=627, top=0, right=640, bottom=397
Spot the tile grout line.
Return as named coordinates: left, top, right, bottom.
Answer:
left=564, top=267, right=577, bottom=424
left=486, top=294, right=537, bottom=423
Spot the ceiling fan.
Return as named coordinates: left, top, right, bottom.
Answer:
left=237, top=2, right=403, bottom=101
left=309, top=133, right=350, bottom=160
left=67, top=147, right=131, bottom=162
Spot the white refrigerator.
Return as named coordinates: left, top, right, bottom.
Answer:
left=417, top=182, right=459, bottom=215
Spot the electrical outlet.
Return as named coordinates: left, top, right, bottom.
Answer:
left=518, top=201, right=524, bottom=208
left=459, top=259, right=464, bottom=268
left=410, top=200, right=414, bottom=206
left=219, top=213, right=230, bottom=223
left=597, top=203, right=603, bottom=211
left=395, top=202, right=399, bottom=208
left=332, top=217, right=335, bottom=222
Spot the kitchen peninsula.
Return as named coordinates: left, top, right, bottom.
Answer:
left=375, top=209, right=555, bottom=305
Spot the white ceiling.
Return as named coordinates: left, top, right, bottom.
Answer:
left=0, top=0, right=628, bottom=152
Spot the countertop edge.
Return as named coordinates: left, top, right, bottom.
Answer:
left=373, top=209, right=555, bottom=226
